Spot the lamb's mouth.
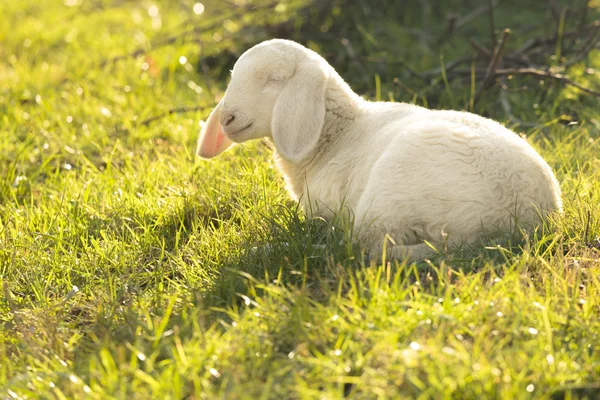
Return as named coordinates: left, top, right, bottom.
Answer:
left=226, top=122, right=253, bottom=137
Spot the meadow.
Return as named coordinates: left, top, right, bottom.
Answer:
left=1, top=0, right=600, bottom=398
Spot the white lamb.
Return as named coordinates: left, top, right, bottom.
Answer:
left=197, top=39, right=562, bottom=260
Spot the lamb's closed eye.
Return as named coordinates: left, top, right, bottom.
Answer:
left=197, top=38, right=562, bottom=261
left=264, top=76, right=284, bottom=89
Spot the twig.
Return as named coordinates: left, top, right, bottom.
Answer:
left=419, top=65, right=600, bottom=97
left=99, top=3, right=278, bottom=67
left=101, top=25, right=207, bottom=67
left=562, top=29, right=600, bottom=67
left=499, top=86, right=515, bottom=121
left=470, top=39, right=491, bottom=58
left=488, top=0, right=497, bottom=48
left=498, top=79, right=529, bottom=92
left=392, top=77, right=418, bottom=96
left=494, top=67, right=600, bottom=97
left=474, top=29, right=511, bottom=105
left=509, top=20, right=600, bottom=58
left=101, top=27, right=197, bottom=67
left=584, top=210, right=591, bottom=245
left=548, top=0, right=563, bottom=22
left=363, top=57, right=427, bottom=80
left=440, top=66, right=600, bottom=98
left=578, top=0, right=591, bottom=33
left=456, top=0, right=498, bottom=28
left=471, top=38, right=532, bottom=67
left=140, top=106, right=206, bottom=126
left=499, top=80, right=540, bottom=128
left=437, top=12, right=458, bottom=44
left=583, top=210, right=600, bottom=250
left=555, top=6, right=569, bottom=60
left=421, top=56, right=473, bottom=78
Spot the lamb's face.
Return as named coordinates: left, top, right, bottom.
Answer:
left=197, top=39, right=329, bottom=162
left=219, top=42, right=299, bottom=143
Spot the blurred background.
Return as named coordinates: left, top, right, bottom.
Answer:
left=2, top=0, right=599, bottom=135
left=1, top=2, right=600, bottom=398
left=2, top=0, right=599, bottom=198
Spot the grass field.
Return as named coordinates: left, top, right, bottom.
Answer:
left=1, top=0, right=600, bottom=398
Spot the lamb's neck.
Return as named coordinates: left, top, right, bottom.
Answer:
left=272, top=74, right=363, bottom=202
left=324, top=73, right=363, bottom=124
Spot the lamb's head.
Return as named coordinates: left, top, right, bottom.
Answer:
left=197, top=39, right=331, bottom=163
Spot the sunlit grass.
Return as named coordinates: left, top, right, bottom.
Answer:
left=1, top=0, right=599, bottom=398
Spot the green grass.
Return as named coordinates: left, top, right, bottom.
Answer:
left=1, top=0, right=600, bottom=398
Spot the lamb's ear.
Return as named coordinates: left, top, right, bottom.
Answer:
left=196, top=101, right=233, bottom=159
left=271, top=59, right=329, bottom=163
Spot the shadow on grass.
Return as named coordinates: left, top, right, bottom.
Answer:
left=195, top=206, right=552, bottom=312
left=200, top=206, right=357, bottom=308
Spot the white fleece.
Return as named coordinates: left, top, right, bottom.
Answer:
left=197, top=39, right=562, bottom=259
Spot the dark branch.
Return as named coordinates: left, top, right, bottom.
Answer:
left=474, top=29, right=511, bottom=106
left=99, top=3, right=279, bottom=67
left=487, top=0, right=497, bottom=48
left=140, top=106, right=207, bottom=126
left=494, top=67, right=600, bottom=97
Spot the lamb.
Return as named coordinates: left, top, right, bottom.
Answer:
left=196, top=39, right=562, bottom=260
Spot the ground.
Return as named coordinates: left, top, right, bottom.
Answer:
left=1, top=0, right=600, bottom=398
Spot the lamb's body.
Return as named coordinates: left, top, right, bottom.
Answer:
left=197, top=39, right=562, bottom=259
left=273, top=72, right=561, bottom=257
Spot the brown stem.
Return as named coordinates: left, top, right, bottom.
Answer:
left=494, top=68, right=600, bottom=97
left=456, top=0, right=498, bottom=28
left=140, top=106, right=207, bottom=126
left=474, top=29, right=511, bottom=106
left=99, top=3, right=278, bottom=67
left=509, top=20, right=600, bottom=58
left=488, top=0, right=497, bottom=48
